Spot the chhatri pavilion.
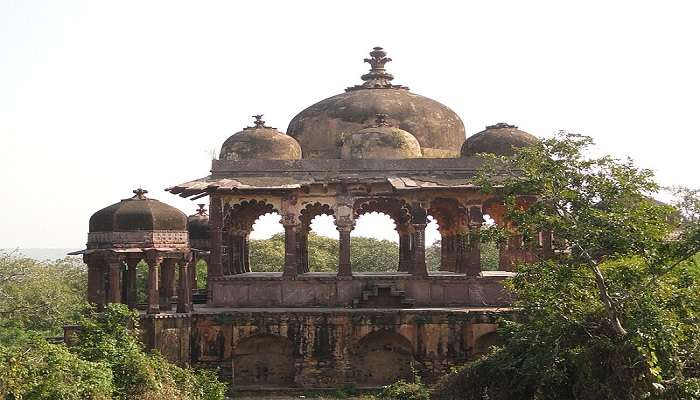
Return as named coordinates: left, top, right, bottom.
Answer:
left=73, top=47, right=551, bottom=389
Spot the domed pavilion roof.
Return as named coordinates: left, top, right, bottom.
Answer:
left=187, top=204, right=210, bottom=250
left=341, top=114, right=422, bottom=160
left=220, top=115, right=302, bottom=161
left=461, top=123, right=538, bottom=157
left=87, top=189, right=189, bottom=250
left=89, top=188, right=187, bottom=233
left=287, top=47, right=465, bottom=159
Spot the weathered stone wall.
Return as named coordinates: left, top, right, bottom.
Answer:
left=179, top=308, right=508, bottom=388
left=209, top=273, right=512, bottom=309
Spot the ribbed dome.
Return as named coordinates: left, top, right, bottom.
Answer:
left=220, top=115, right=302, bottom=161
left=89, top=189, right=187, bottom=232
left=461, top=123, right=538, bottom=157
left=341, top=114, right=422, bottom=160
left=287, top=47, right=465, bottom=159
left=187, top=204, right=210, bottom=241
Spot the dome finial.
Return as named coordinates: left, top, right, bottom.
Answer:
left=346, top=47, right=409, bottom=91
left=253, top=114, right=266, bottom=128
left=132, top=188, right=148, bottom=199
left=369, top=113, right=392, bottom=128
left=196, top=203, right=207, bottom=216
left=487, top=122, right=518, bottom=130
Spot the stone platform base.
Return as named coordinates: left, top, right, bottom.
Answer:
left=142, top=305, right=512, bottom=389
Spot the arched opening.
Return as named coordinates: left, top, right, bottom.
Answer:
left=248, top=212, right=284, bottom=272
left=425, top=215, right=441, bottom=271
left=353, top=330, right=414, bottom=386
left=232, top=334, right=295, bottom=387
left=480, top=214, right=500, bottom=271
left=222, top=199, right=282, bottom=274
left=472, top=331, right=503, bottom=358
left=352, top=212, right=400, bottom=272
left=299, top=202, right=337, bottom=273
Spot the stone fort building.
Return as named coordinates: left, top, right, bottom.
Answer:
left=73, top=47, right=548, bottom=389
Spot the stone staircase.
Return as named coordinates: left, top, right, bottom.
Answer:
left=352, top=283, right=415, bottom=308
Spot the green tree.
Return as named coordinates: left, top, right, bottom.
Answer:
left=433, top=133, right=700, bottom=400
left=0, top=252, right=86, bottom=335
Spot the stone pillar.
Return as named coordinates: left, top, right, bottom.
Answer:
left=297, top=227, right=309, bottom=274
left=411, top=203, right=428, bottom=277
left=440, top=234, right=457, bottom=272
left=160, top=258, right=176, bottom=311
left=540, top=230, right=554, bottom=259
left=282, top=221, right=299, bottom=278
left=242, top=232, right=251, bottom=273
left=397, top=224, right=413, bottom=272
left=177, top=258, right=192, bottom=313
left=125, top=257, right=139, bottom=309
left=227, top=232, right=240, bottom=275
left=464, top=206, right=483, bottom=276
left=335, top=200, right=355, bottom=277
left=208, top=196, right=224, bottom=278
left=106, top=255, right=122, bottom=304
left=145, top=254, right=162, bottom=315
left=188, top=254, right=198, bottom=294
left=86, top=255, right=106, bottom=310
left=337, top=223, right=353, bottom=277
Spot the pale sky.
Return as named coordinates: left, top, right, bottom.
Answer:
left=1, top=0, right=699, bottom=249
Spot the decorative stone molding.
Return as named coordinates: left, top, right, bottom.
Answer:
left=88, top=230, right=188, bottom=249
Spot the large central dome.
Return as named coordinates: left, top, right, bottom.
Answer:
left=287, top=47, right=465, bottom=159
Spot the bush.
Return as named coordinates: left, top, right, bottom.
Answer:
left=377, top=380, right=430, bottom=400
left=0, top=337, right=113, bottom=399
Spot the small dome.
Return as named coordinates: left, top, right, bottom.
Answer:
left=188, top=204, right=210, bottom=240
left=220, top=115, right=301, bottom=161
left=461, top=123, right=538, bottom=157
left=341, top=114, right=422, bottom=160
left=287, top=47, right=465, bottom=159
left=89, top=188, right=187, bottom=232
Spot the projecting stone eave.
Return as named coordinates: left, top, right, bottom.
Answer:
left=165, top=157, right=502, bottom=199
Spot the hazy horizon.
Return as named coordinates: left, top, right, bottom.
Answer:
left=2, top=0, right=698, bottom=248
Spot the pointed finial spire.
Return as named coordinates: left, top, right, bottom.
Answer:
left=196, top=203, right=207, bottom=216
left=346, top=46, right=409, bottom=91
left=132, top=188, right=148, bottom=199
left=245, top=114, right=274, bottom=130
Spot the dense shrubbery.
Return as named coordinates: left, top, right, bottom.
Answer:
left=432, top=134, right=700, bottom=400
left=0, top=253, right=226, bottom=400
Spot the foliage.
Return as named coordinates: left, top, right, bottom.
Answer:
left=73, top=304, right=226, bottom=400
left=377, top=380, right=430, bottom=400
left=0, top=252, right=86, bottom=336
left=0, top=335, right=113, bottom=400
left=433, top=133, right=700, bottom=400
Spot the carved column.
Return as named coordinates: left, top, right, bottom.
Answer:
left=208, top=195, right=224, bottom=278
left=188, top=254, right=198, bottom=295
left=177, top=258, right=192, bottom=313
left=106, top=254, right=122, bottom=304
left=335, top=202, right=355, bottom=277
left=86, top=255, right=106, bottom=310
left=124, top=257, right=140, bottom=309
left=440, top=234, right=457, bottom=272
left=145, top=253, right=162, bottom=315
left=242, top=232, right=251, bottom=273
left=541, top=230, right=554, bottom=259
left=227, top=231, right=246, bottom=275
left=297, top=227, right=310, bottom=274
left=160, top=258, right=176, bottom=311
left=282, top=221, right=299, bottom=278
left=411, top=203, right=428, bottom=277
left=463, top=206, right=483, bottom=276
left=397, top=223, right=413, bottom=272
